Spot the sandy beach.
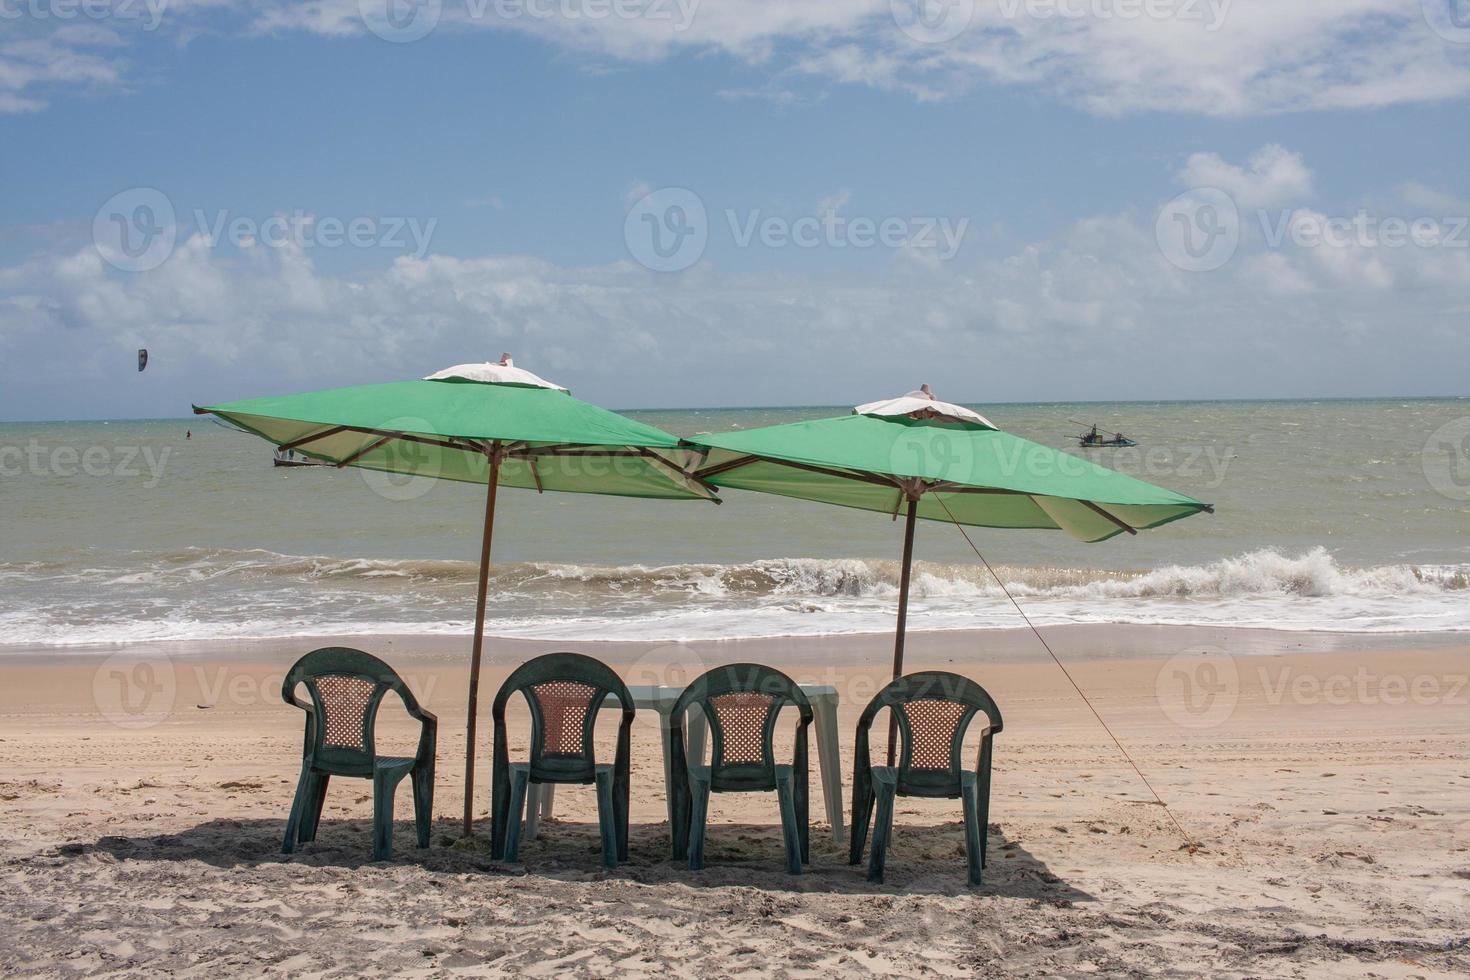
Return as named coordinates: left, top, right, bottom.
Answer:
left=2, top=624, right=1467, bottom=977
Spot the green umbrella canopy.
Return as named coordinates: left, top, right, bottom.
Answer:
left=687, top=389, right=1212, bottom=769
left=194, top=370, right=714, bottom=500
left=687, top=398, right=1209, bottom=541
left=194, top=360, right=717, bottom=837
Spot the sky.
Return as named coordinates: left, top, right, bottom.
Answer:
left=1, top=0, right=1469, bottom=419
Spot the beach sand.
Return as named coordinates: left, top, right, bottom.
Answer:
left=2, top=625, right=1468, bottom=977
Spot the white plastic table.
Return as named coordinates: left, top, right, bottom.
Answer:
left=524, top=683, right=845, bottom=842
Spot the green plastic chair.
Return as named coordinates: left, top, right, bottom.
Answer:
left=849, top=671, right=1003, bottom=886
left=490, top=652, right=634, bottom=868
left=669, top=663, right=812, bottom=873
left=280, top=647, right=437, bottom=861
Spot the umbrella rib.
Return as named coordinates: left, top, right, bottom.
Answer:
left=513, top=442, right=719, bottom=498
left=279, top=425, right=348, bottom=451
left=298, top=424, right=486, bottom=456
left=777, top=459, right=901, bottom=487
left=335, top=435, right=393, bottom=468
left=704, top=454, right=905, bottom=489
left=631, top=446, right=722, bottom=498
left=1080, top=500, right=1139, bottom=535
left=926, top=484, right=1025, bottom=496
left=695, top=454, right=759, bottom=480
left=370, top=429, right=483, bottom=455
left=523, top=445, right=642, bottom=458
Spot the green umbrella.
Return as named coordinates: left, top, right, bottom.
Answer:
left=685, top=389, right=1212, bottom=760
left=195, top=360, right=717, bottom=835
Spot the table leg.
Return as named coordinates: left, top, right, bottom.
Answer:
left=686, top=705, right=708, bottom=769
left=658, top=705, right=675, bottom=827
left=525, top=784, right=543, bottom=840
left=814, top=695, right=845, bottom=842
left=539, top=784, right=555, bottom=819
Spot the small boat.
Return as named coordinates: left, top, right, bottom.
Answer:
left=1073, top=420, right=1138, bottom=448
left=273, top=448, right=328, bottom=468
left=1079, top=432, right=1137, bottom=448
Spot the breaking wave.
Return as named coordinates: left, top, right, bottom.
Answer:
left=2, top=547, right=1467, bottom=647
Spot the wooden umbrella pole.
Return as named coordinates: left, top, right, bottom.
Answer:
left=462, top=445, right=502, bottom=837
left=886, top=496, right=919, bottom=766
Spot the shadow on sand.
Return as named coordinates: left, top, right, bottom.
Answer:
left=87, top=813, right=1091, bottom=902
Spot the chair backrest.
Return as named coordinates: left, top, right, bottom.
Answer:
left=282, top=647, right=415, bottom=775
left=672, top=663, right=813, bottom=792
left=857, top=671, right=1004, bottom=798
left=492, top=652, right=634, bottom=783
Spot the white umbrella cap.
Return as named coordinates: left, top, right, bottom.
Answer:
left=854, top=389, right=994, bottom=427
left=424, top=360, right=568, bottom=391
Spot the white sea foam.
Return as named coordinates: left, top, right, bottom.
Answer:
left=1, top=547, right=1467, bottom=647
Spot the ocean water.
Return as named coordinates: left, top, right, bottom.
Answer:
left=2, top=398, right=1468, bottom=647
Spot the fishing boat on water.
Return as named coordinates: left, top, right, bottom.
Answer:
left=273, top=448, right=328, bottom=467
left=1074, top=421, right=1138, bottom=448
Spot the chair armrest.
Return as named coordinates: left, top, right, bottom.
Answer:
left=398, top=683, right=437, bottom=725
left=281, top=675, right=312, bottom=712
left=415, top=712, right=438, bottom=766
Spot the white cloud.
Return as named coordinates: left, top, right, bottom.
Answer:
left=6, top=0, right=1470, bottom=117
left=1242, top=252, right=1316, bottom=296
left=1179, top=145, right=1313, bottom=209
left=4, top=145, right=1468, bottom=416
left=1398, top=181, right=1470, bottom=214
left=816, top=189, right=851, bottom=215
left=0, top=32, right=127, bottom=113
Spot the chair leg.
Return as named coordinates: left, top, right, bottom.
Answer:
left=300, top=772, right=330, bottom=844
left=615, top=770, right=631, bottom=863
left=372, top=769, right=404, bottom=862
left=669, top=769, right=689, bottom=862
left=411, top=765, right=434, bottom=850
left=282, top=766, right=313, bottom=854
left=687, top=774, right=712, bottom=871
left=793, top=761, right=810, bottom=866
left=775, top=770, right=803, bottom=875
left=503, top=767, right=531, bottom=863
left=961, top=778, right=984, bottom=887
left=978, top=739, right=995, bottom=870
left=594, top=770, right=619, bottom=870
left=524, top=784, right=543, bottom=842
left=658, top=707, right=677, bottom=830
left=867, top=782, right=897, bottom=884
left=849, top=785, right=874, bottom=866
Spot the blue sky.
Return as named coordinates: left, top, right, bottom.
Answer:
left=2, top=1, right=1469, bottom=419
